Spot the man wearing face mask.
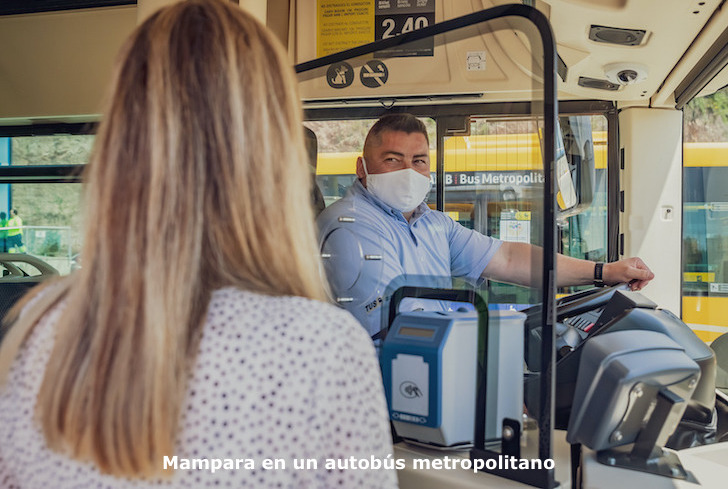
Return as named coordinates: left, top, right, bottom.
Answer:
left=316, top=113, right=654, bottom=338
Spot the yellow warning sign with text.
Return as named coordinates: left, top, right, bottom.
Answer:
left=317, top=1, right=374, bottom=57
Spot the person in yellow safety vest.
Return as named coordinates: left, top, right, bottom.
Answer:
left=0, top=212, right=8, bottom=252
left=6, top=208, right=25, bottom=253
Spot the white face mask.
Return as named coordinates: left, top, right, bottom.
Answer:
left=362, top=158, right=432, bottom=213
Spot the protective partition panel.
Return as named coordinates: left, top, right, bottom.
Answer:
left=297, top=4, right=557, bottom=487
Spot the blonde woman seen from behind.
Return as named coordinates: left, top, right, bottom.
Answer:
left=0, top=1, right=397, bottom=487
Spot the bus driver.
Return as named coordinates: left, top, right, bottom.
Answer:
left=316, top=114, right=654, bottom=337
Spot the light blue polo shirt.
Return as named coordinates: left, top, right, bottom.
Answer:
left=317, top=180, right=502, bottom=337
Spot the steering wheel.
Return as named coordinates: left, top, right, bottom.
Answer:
left=523, top=284, right=629, bottom=372
left=555, top=283, right=630, bottom=322
left=523, top=284, right=627, bottom=330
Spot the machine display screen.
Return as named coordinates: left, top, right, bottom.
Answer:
left=399, top=327, right=436, bottom=338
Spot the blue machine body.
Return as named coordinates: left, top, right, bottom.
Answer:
left=380, top=309, right=479, bottom=445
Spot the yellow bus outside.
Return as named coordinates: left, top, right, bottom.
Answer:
left=315, top=131, right=609, bottom=175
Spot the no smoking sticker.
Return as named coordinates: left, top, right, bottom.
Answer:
left=360, top=60, right=389, bottom=88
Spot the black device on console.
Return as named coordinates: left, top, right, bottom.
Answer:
left=523, top=285, right=716, bottom=447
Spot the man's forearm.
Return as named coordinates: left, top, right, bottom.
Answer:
left=483, top=242, right=593, bottom=287
left=555, top=253, right=597, bottom=287
left=481, top=241, right=653, bottom=291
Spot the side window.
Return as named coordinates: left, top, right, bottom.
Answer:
left=442, top=115, right=609, bottom=306
left=0, top=135, right=89, bottom=275
left=683, top=89, right=728, bottom=342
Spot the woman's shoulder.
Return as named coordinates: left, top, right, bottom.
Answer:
left=208, top=287, right=369, bottom=341
left=211, top=287, right=348, bottom=314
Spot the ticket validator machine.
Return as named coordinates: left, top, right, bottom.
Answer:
left=379, top=287, right=525, bottom=448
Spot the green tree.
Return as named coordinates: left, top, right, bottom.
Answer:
left=684, top=88, right=728, bottom=142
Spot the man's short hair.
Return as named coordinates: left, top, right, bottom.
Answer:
left=364, top=113, right=429, bottom=155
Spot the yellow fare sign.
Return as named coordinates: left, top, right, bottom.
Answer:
left=317, top=1, right=374, bottom=57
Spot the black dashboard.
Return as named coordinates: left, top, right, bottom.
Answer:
left=522, top=285, right=716, bottom=435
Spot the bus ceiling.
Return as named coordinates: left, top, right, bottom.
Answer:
left=290, top=0, right=728, bottom=110
left=2, top=0, right=728, bottom=122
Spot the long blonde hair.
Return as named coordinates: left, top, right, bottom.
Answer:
left=2, top=0, right=326, bottom=478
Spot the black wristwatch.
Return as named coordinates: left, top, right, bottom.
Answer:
left=594, top=262, right=605, bottom=287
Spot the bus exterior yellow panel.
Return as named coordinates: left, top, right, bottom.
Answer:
left=683, top=296, right=728, bottom=343
left=315, top=131, right=608, bottom=175
left=684, top=142, right=728, bottom=167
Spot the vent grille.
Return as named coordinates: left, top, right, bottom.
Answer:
left=589, top=25, right=646, bottom=46
left=578, top=77, right=620, bottom=91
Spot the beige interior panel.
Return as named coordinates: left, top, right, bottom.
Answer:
left=0, top=6, right=136, bottom=123
left=619, top=107, right=683, bottom=313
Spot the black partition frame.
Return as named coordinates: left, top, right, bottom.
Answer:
left=296, top=4, right=559, bottom=488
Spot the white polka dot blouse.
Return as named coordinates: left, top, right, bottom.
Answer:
left=0, top=287, right=398, bottom=488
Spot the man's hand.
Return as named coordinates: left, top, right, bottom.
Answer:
left=604, top=257, right=654, bottom=291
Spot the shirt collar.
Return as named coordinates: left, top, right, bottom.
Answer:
left=351, top=179, right=431, bottom=223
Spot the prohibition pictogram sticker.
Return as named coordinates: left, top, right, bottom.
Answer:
left=360, top=60, right=389, bottom=88
left=326, top=62, right=354, bottom=89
